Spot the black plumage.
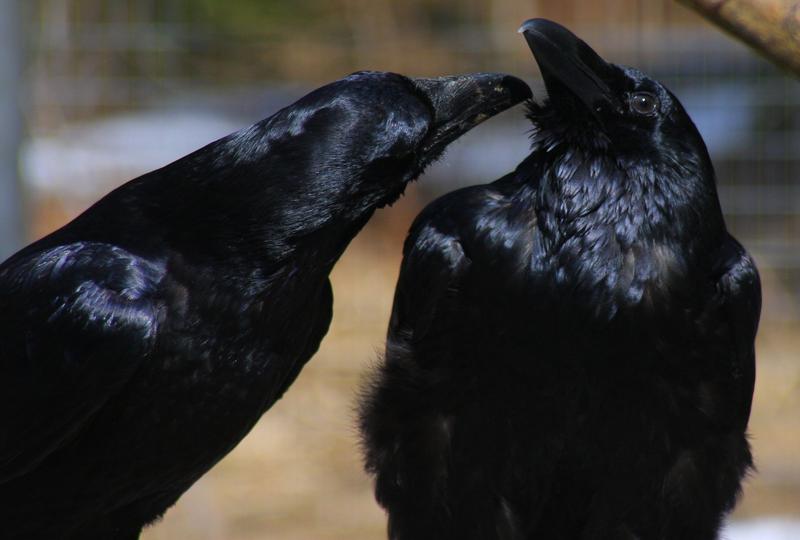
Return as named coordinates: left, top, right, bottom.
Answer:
left=360, top=20, right=760, bottom=540
left=0, top=70, right=530, bottom=539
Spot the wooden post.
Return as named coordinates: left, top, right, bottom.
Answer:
left=677, top=0, right=800, bottom=75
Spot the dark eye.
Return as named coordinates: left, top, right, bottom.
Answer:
left=629, top=92, right=659, bottom=115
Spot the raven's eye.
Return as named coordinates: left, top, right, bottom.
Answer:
left=629, top=92, right=659, bottom=116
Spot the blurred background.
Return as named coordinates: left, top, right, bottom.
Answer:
left=1, top=0, right=798, bottom=538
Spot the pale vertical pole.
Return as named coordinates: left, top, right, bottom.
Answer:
left=0, top=0, right=26, bottom=259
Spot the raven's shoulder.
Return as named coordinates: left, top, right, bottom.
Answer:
left=398, top=180, right=507, bottom=287
left=704, top=234, right=761, bottom=428
left=389, top=185, right=486, bottom=347
left=406, top=172, right=539, bottom=281
left=0, top=242, right=163, bottom=481
left=710, top=236, right=761, bottom=340
left=0, top=241, right=162, bottom=339
left=408, top=173, right=525, bottom=246
left=710, top=234, right=761, bottom=338
left=391, top=173, right=537, bottom=343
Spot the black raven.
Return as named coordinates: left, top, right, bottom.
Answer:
left=360, top=20, right=760, bottom=540
left=0, top=70, right=530, bottom=539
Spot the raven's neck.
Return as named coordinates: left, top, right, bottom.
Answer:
left=517, top=144, right=726, bottom=316
left=522, top=143, right=725, bottom=256
left=54, top=135, right=392, bottom=295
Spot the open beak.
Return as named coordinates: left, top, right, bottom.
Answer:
left=518, top=18, right=620, bottom=117
left=412, top=73, right=531, bottom=156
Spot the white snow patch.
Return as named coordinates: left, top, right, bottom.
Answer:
left=722, top=517, right=800, bottom=540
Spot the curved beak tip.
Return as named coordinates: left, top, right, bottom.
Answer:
left=501, top=75, right=534, bottom=102
left=414, top=72, right=532, bottom=155
left=517, top=18, right=550, bottom=36
left=516, top=17, right=617, bottom=115
left=517, top=19, right=535, bottom=34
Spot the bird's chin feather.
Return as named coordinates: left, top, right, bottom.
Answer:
left=525, top=99, right=611, bottom=156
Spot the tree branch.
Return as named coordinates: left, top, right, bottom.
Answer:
left=677, top=0, right=800, bottom=75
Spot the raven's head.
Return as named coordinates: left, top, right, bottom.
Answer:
left=518, top=18, right=724, bottom=251
left=142, top=70, right=529, bottom=263
left=519, top=18, right=712, bottom=178
left=343, top=71, right=531, bottom=205
left=243, top=71, right=531, bottom=215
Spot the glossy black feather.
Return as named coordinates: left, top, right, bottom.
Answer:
left=0, top=70, right=529, bottom=539
left=360, top=24, right=761, bottom=540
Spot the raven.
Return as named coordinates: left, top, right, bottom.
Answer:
left=0, top=70, right=530, bottom=539
left=360, top=20, right=760, bottom=540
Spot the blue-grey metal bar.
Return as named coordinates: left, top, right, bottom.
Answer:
left=0, top=0, right=26, bottom=260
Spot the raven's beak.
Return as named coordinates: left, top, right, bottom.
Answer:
left=519, top=18, right=620, bottom=117
left=413, top=73, right=531, bottom=155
